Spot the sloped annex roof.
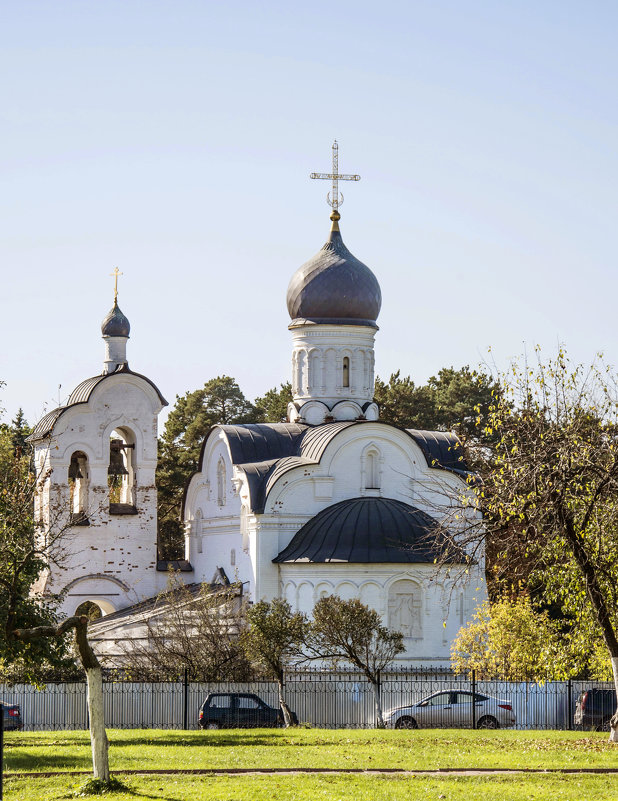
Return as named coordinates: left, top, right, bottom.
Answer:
left=190, top=421, right=469, bottom=515
left=27, top=364, right=168, bottom=442
left=273, top=496, right=462, bottom=564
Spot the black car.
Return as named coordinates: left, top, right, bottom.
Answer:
left=199, top=692, right=297, bottom=729
left=1, top=702, right=23, bottom=731
left=574, top=689, right=617, bottom=731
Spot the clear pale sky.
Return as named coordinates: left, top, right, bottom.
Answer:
left=2, top=1, right=617, bottom=427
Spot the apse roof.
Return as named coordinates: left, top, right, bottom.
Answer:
left=273, top=496, right=463, bottom=564
left=27, top=365, right=168, bottom=442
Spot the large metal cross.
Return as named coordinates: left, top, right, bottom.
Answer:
left=310, top=140, right=360, bottom=210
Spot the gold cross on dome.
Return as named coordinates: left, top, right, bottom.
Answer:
left=110, top=267, right=123, bottom=304
left=310, top=140, right=360, bottom=210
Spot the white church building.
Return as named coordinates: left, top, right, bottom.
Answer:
left=28, top=206, right=484, bottom=666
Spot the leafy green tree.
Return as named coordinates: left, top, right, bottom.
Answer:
left=455, top=349, right=618, bottom=741
left=157, top=376, right=259, bottom=559
left=451, top=596, right=569, bottom=680
left=309, top=595, right=404, bottom=727
left=254, top=382, right=293, bottom=423
left=374, top=366, right=499, bottom=440
left=241, top=598, right=308, bottom=726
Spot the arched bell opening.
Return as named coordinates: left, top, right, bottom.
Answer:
left=108, top=427, right=138, bottom=515
left=68, top=451, right=90, bottom=525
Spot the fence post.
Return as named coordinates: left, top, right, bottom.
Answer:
left=182, top=668, right=189, bottom=731
left=376, top=670, right=381, bottom=728
left=567, top=679, right=573, bottom=731
left=1, top=700, right=4, bottom=801
left=471, top=669, right=477, bottom=730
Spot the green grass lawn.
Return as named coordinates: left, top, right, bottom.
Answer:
left=3, top=729, right=618, bottom=800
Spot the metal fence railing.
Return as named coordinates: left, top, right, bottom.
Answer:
left=0, top=669, right=615, bottom=731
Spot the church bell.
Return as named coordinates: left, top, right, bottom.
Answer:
left=68, top=455, right=84, bottom=480
left=108, top=439, right=129, bottom=477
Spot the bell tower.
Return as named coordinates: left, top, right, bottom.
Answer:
left=28, top=281, right=168, bottom=618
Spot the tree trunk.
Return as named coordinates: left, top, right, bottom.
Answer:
left=277, top=678, right=293, bottom=727
left=609, top=657, right=618, bottom=744
left=86, top=666, right=110, bottom=780
left=371, top=679, right=385, bottom=728
left=12, top=616, right=112, bottom=774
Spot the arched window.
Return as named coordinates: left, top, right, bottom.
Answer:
left=388, top=579, right=422, bottom=638
left=108, top=428, right=137, bottom=514
left=342, top=356, right=350, bottom=388
left=362, top=444, right=382, bottom=491
left=217, top=458, right=226, bottom=507
left=68, top=451, right=89, bottom=524
left=75, top=600, right=103, bottom=620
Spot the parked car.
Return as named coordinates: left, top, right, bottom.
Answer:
left=199, top=692, right=298, bottom=729
left=574, top=689, right=617, bottom=731
left=1, top=702, right=23, bottom=731
left=384, top=690, right=516, bottom=730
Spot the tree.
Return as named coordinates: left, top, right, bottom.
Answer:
left=454, top=349, right=618, bottom=741
left=450, top=596, right=569, bottom=680
left=157, top=376, right=259, bottom=559
left=309, top=596, right=404, bottom=727
left=241, top=598, right=308, bottom=727
left=374, top=366, right=499, bottom=441
left=254, top=382, right=293, bottom=423
left=0, top=404, right=111, bottom=780
left=119, top=574, right=252, bottom=680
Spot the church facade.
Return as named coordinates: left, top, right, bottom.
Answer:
left=28, top=208, right=484, bottom=666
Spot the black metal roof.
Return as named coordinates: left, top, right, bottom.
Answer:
left=188, top=421, right=469, bottom=515
left=27, top=365, right=168, bottom=442
left=287, top=224, right=381, bottom=327
left=273, top=496, right=460, bottom=564
left=101, top=302, right=130, bottom=337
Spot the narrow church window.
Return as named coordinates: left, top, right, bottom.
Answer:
left=342, top=356, right=350, bottom=388
left=108, top=429, right=137, bottom=515
left=366, top=451, right=379, bottom=489
left=68, top=451, right=89, bottom=524
left=217, top=458, right=226, bottom=507
left=230, top=548, right=236, bottom=566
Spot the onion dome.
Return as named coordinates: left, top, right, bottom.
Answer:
left=101, top=302, right=130, bottom=338
left=287, top=211, right=381, bottom=327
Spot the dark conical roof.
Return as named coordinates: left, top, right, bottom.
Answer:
left=101, top=302, right=130, bottom=337
left=274, top=497, right=457, bottom=564
left=286, top=220, right=381, bottom=327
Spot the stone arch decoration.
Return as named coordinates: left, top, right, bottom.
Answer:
left=387, top=578, right=422, bottom=639
left=63, top=574, right=131, bottom=593
left=335, top=581, right=358, bottom=601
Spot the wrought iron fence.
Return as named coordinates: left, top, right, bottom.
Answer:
left=0, top=669, right=615, bottom=732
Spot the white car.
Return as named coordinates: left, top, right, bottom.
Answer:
left=384, top=690, right=516, bottom=729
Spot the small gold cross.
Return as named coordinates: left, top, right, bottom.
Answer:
left=110, top=268, right=123, bottom=304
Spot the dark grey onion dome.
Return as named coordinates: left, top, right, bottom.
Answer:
left=274, top=497, right=461, bottom=564
left=287, top=219, right=381, bottom=326
left=101, top=302, right=130, bottom=337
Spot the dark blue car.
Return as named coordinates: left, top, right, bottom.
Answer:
left=1, top=702, right=23, bottom=731
left=199, top=692, right=297, bottom=729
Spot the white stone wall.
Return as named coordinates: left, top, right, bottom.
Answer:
left=183, top=431, right=253, bottom=593
left=279, top=563, right=483, bottom=666
left=34, top=374, right=166, bottom=618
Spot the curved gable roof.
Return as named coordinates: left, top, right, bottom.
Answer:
left=27, top=365, right=168, bottom=442
left=189, top=421, right=469, bottom=515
